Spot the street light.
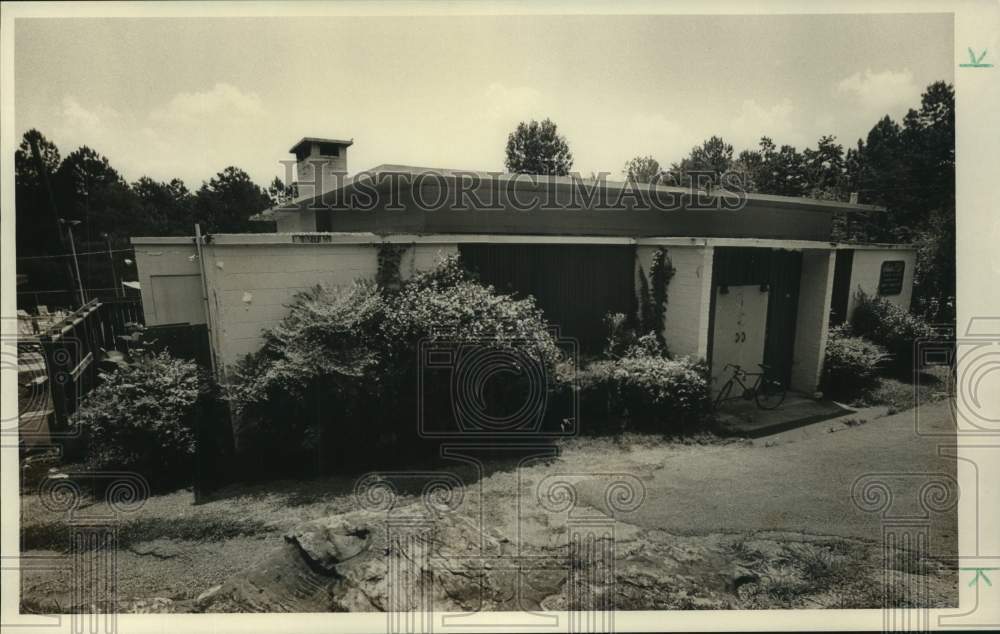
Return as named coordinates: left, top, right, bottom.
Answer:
left=59, top=218, right=86, bottom=307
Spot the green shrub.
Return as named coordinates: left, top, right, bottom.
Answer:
left=850, top=291, right=936, bottom=371
left=71, top=351, right=209, bottom=489
left=580, top=351, right=710, bottom=433
left=602, top=312, right=663, bottom=360
left=822, top=325, right=889, bottom=399
left=228, top=255, right=567, bottom=468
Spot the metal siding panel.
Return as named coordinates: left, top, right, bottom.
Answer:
left=459, top=244, right=634, bottom=352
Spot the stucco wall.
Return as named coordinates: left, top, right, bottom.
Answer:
left=790, top=249, right=835, bottom=393
left=133, top=240, right=205, bottom=326
left=201, top=242, right=457, bottom=372
left=133, top=237, right=458, bottom=375
left=845, top=248, right=916, bottom=319
left=635, top=243, right=713, bottom=360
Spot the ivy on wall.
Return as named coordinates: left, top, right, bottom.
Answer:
left=375, top=243, right=410, bottom=290
left=636, top=247, right=676, bottom=350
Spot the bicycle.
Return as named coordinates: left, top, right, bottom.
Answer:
left=713, top=363, right=787, bottom=410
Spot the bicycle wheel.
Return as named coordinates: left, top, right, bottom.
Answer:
left=714, top=380, right=733, bottom=409
left=755, top=377, right=787, bottom=410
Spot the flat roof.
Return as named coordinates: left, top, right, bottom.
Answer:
left=262, top=163, right=886, bottom=216
left=132, top=232, right=914, bottom=252
left=289, top=137, right=354, bottom=154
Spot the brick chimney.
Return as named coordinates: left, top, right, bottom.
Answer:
left=290, top=137, right=353, bottom=199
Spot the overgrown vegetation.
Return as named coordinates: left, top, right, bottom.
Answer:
left=581, top=354, right=711, bottom=433
left=822, top=324, right=889, bottom=399
left=581, top=312, right=711, bottom=434
left=823, top=293, right=949, bottom=408
left=71, top=351, right=212, bottom=489
left=228, top=255, right=566, bottom=471
left=636, top=248, right=676, bottom=350
left=850, top=291, right=936, bottom=372
left=375, top=242, right=409, bottom=289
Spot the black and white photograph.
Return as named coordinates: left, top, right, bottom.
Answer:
left=1, top=2, right=998, bottom=632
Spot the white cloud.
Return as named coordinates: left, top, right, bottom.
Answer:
left=149, top=82, right=265, bottom=125
left=58, top=96, right=122, bottom=134
left=732, top=98, right=794, bottom=132
left=729, top=98, right=802, bottom=150
left=619, top=112, right=691, bottom=166
left=481, top=82, right=542, bottom=121
left=46, top=84, right=277, bottom=185
left=836, top=68, right=919, bottom=112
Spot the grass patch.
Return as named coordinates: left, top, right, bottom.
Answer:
left=731, top=537, right=879, bottom=608
left=846, top=366, right=952, bottom=411
left=731, top=535, right=953, bottom=609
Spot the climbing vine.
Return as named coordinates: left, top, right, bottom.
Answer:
left=637, top=247, right=676, bottom=350
left=637, top=267, right=653, bottom=335
left=375, top=243, right=409, bottom=290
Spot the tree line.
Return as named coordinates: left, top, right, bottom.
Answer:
left=14, top=132, right=288, bottom=257
left=14, top=132, right=294, bottom=304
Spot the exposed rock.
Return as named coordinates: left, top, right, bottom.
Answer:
left=194, top=505, right=741, bottom=613
left=193, top=503, right=959, bottom=613
left=195, top=585, right=223, bottom=605
left=120, top=597, right=176, bottom=614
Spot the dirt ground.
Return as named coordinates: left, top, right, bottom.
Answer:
left=19, top=397, right=958, bottom=612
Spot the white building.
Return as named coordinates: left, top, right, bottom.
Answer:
left=132, top=137, right=915, bottom=396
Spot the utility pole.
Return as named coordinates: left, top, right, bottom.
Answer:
left=102, top=232, right=121, bottom=299
left=61, top=219, right=86, bottom=307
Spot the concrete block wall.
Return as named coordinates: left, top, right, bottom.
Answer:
left=790, top=249, right=835, bottom=393
left=635, top=243, right=713, bottom=360
left=845, top=248, right=916, bottom=319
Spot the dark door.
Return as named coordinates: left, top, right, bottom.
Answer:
left=830, top=249, right=854, bottom=325
left=761, top=250, right=802, bottom=386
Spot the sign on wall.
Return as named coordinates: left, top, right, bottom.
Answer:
left=710, top=285, right=769, bottom=394
left=878, top=260, right=906, bottom=296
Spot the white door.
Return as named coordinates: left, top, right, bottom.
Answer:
left=711, top=285, right=769, bottom=394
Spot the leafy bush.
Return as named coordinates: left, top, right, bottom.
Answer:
left=580, top=351, right=710, bottom=433
left=71, top=351, right=210, bottom=489
left=850, top=291, right=936, bottom=371
left=822, top=325, right=889, bottom=399
left=602, top=312, right=663, bottom=360
left=228, top=255, right=567, bottom=469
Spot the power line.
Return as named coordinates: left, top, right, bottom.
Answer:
left=16, top=247, right=136, bottom=261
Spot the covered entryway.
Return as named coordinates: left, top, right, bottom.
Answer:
left=709, top=248, right=802, bottom=391
left=459, top=243, right=636, bottom=353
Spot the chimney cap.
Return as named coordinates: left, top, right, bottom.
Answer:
left=289, top=137, right=354, bottom=155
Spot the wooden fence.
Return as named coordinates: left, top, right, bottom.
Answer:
left=24, top=298, right=144, bottom=438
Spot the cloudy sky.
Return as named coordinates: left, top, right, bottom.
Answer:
left=15, top=13, right=953, bottom=187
